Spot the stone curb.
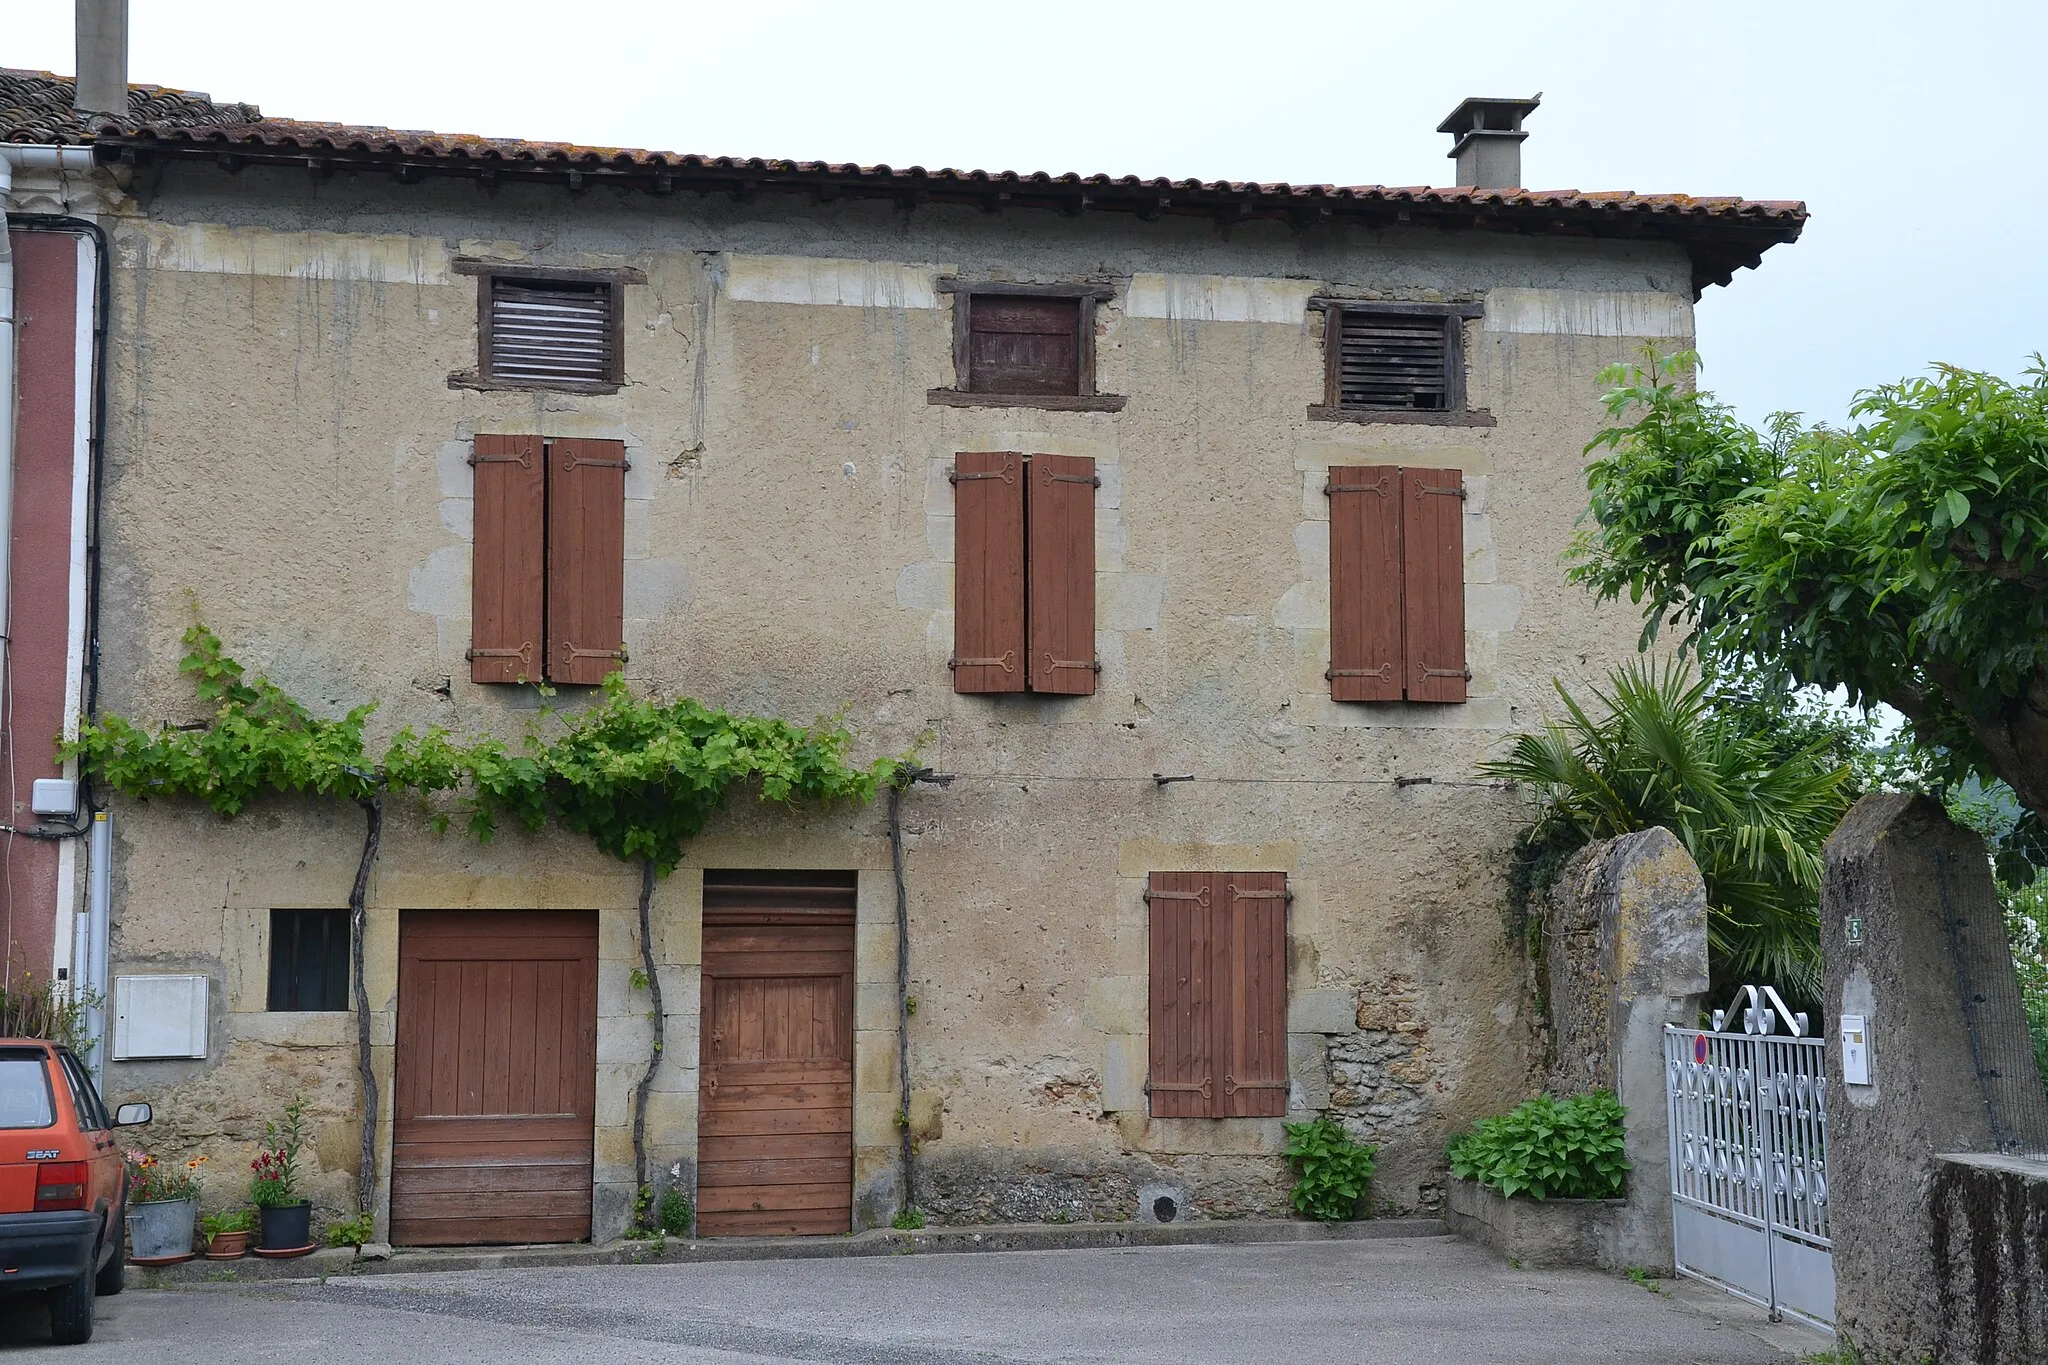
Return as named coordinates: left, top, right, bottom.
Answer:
left=132, top=1217, right=1451, bottom=1287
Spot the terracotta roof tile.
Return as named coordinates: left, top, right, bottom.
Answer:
left=1, top=67, right=260, bottom=144
left=0, top=72, right=1805, bottom=293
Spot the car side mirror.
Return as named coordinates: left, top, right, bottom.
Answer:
left=113, top=1102, right=152, bottom=1127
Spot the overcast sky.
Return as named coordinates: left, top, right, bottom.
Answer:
left=11, top=0, right=2044, bottom=427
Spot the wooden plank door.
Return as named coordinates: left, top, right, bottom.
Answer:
left=391, top=910, right=598, bottom=1246
left=697, top=872, right=856, bottom=1237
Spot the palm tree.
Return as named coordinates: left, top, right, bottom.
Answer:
left=1479, top=660, right=1853, bottom=1004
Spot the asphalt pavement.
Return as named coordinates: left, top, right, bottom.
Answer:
left=0, top=1234, right=1824, bottom=1363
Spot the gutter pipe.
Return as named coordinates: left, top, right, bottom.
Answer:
left=1, top=145, right=104, bottom=1065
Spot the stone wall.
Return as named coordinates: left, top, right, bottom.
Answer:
left=92, top=161, right=1693, bottom=1236
left=1517, top=827, right=1709, bottom=1269
left=1927, top=1154, right=2048, bottom=1362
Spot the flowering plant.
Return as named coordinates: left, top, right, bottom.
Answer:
left=248, top=1147, right=297, bottom=1207
left=249, top=1094, right=309, bottom=1207
left=126, top=1150, right=205, bottom=1203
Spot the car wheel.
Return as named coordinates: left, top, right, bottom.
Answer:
left=94, top=1203, right=126, bottom=1296
left=47, top=1266, right=94, bottom=1344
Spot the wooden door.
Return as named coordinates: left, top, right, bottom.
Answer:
left=391, top=910, right=597, bottom=1246
left=697, top=871, right=856, bottom=1237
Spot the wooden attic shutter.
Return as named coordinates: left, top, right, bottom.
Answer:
left=1332, top=308, right=1453, bottom=411
left=1147, top=872, right=1289, bottom=1119
left=546, top=438, right=628, bottom=685
left=1326, top=466, right=1403, bottom=702
left=485, top=277, right=618, bottom=386
left=1402, top=467, right=1468, bottom=702
left=1027, top=454, right=1097, bottom=695
left=950, top=451, right=1026, bottom=693
left=968, top=296, right=1081, bottom=395
left=469, top=434, right=545, bottom=683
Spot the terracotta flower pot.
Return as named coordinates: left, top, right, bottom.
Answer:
left=204, top=1229, right=251, bottom=1260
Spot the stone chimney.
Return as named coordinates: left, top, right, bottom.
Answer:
left=73, top=0, right=130, bottom=118
left=1437, top=95, right=1541, bottom=190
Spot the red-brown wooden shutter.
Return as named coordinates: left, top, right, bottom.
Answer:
left=1326, top=465, right=1404, bottom=702
left=545, top=437, right=627, bottom=685
left=950, top=451, right=1027, bottom=694
left=469, top=433, right=545, bottom=684
left=1402, top=467, right=1468, bottom=703
left=1147, top=872, right=1214, bottom=1118
left=968, top=296, right=1081, bottom=395
left=1217, top=873, right=1289, bottom=1118
left=1027, top=453, right=1097, bottom=695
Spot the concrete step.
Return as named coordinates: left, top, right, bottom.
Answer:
left=133, top=1216, right=1454, bottom=1286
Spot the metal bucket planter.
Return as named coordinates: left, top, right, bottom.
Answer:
left=127, top=1197, right=197, bottom=1261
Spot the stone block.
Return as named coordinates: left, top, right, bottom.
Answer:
left=643, top=1088, right=698, bottom=1145
left=1102, top=1034, right=1146, bottom=1113
left=1082, top=976, right=1146, bottom=1034
left=1287, top=988, right=1357, bottom=1035
left=856, top=1032, right=899, bottom=1094
left=907, top=1091, right=943, bottom=1141
left=856, top=980, right=898, bottom=1031
left=856, top=923, right=897, bottom=981
left=1445, top=1177, right=1621, bottom=1269
left=1287, top=1033, right=1330, bottom=1110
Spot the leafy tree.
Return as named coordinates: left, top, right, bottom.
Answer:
left=1479, top=660, right=1853, bottom=1001
left=1570, top=352, right=2048, bottom=837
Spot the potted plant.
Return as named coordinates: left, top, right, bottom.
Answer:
left=200, top=1206, right=254, bottom=1259
left=249, top=1095, right=313, bottom=1254
left=125, top=1151, right=206, bottom=1263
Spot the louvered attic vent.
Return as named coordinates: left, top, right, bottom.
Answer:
left=1336, top=310, right=1453, bottom=411
left=485, top=277, right=617, bottom=386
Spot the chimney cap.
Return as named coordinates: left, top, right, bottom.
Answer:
left=1436, top=94, right=1542, bottom=156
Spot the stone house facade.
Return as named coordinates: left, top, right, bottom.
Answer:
left=1, top=70, right=1802, bottom=1241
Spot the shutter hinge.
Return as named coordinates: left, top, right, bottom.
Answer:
left=948, top=652, right=1017, bottom=673
left=560, top=641, right=626, bottom=670
left=1416, top=664, right=1473, bottom=681
left=560, top=451, right=632, bottom=472
left=1143, top=886, right=1211, bottom=906
left=1326, top=663, right=1395, bottom=681
left=1324, top=476, right=1391, bottom=497
left=1043, top=469, right=1101, bottom=488
left=1224, top=1075, right=1287, bottom=1095
left=948, top=459, right=1016, bottom=484
left=1415, top=482, right=1467, bottom=500
left=1147, top=1077, right=1212, bottom=1099
left=467, top=642, right=534, bottom=666
left=1227, top=884, right=1293, bottom=904
left=468, top=448, right=534, bottom=468
left=1041, top=654, right=1101, bottom=675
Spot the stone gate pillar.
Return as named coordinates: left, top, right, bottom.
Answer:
left=1821, top=793, right=2048, bottom=1361
left=1542, top=826, right=1710, bottom=1270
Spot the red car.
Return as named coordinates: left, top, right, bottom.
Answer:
left=0, top=1040, right=150, bottom=1344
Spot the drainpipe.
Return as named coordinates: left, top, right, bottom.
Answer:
left=83, top=812, right=110, bottom=1077
left=2, top=144, right=102, bottom=1057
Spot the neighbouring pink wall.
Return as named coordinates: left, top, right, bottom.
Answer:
left=7, top=230, right=82, bottom=982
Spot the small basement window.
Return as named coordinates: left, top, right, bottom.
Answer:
left=1310, top=301, right=1493, bottom=427
left=268, top=908, right=350, bottom=1011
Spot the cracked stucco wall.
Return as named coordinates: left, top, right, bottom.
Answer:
left=93, top=165, right=1701, bottom=1235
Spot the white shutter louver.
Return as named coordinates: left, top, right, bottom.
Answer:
left=487, top=278, right=616, bottom=385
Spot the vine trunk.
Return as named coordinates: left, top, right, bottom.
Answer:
left=350, top=794, right=382, bottom=1219
left=630, top=858, right=664, bottom=1201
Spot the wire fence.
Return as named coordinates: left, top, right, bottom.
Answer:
left=1938, top=850, right=2048, bottom=1155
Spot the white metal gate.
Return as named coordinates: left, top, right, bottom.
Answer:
left=1665, top=985, right=1834, bottom=1330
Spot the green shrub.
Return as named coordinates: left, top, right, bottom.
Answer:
left=1446, top=1091, right=1629, bottom=1200
left=657, top=1188, right=692, bottom=1236
left=1282, top=1118, right=1378, bottom=1222
left=325, top=1212, right=374, bottom=1248
left=891, top=1206, right=926, bottom=1231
